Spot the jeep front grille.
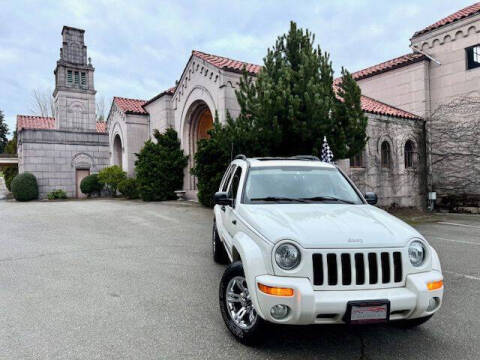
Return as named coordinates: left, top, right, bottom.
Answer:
left=312, top=251, right=403, bottom=287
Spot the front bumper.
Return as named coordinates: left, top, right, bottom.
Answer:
left=254, top=271, right=443, bottom=325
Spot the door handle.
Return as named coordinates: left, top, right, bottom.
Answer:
left=232, top=220, right=237, bottom=225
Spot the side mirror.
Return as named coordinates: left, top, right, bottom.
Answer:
left=364, top=192, right=378, bottom=205
left=214, top=192, right=233, bottom=206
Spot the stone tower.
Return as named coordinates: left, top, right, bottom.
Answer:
left=53, top=26, right=96, bottom=132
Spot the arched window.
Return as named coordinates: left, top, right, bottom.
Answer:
left=381, top=141, right=391, bottom=168
left=404, top=140, right=415, bottom=168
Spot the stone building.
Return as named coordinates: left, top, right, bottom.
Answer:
left=16, top=3, right=480, bottom=205
left=16, top=26, right=109, bottom=199
left=109, top=3, right=480, bottom=207
left=109, top=54, right=425, bottom=207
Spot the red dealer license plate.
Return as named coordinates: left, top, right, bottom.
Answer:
left=345, top=300, right=390, bottom=324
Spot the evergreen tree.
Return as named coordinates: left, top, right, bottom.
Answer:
left=235, top=21, right=367, bottom=158
left=0, top=110, right=9, bottom=153
left=135, top=128, right=188, bottom=201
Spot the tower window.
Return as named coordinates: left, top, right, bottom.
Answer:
left=81, top=72, right=86, bottom=86
left=466, top=44, right=480, bottom=69
left=67, top=70, right=73, bottom=84
left=74, top=71, right=79, bottom=85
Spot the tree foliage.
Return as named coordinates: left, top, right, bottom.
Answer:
left=118, top=178, right=139, bottom=199
left=80, top=173, right=104, bottom=197
left=98, top=165, right=126, bottom=196
left=135, top=128, right=188, bottom=201
left=11, top=172, right=39, bottom=202
left=0, top=110, right=8, bottom=154
left=192, top=21, right=368, bottom=207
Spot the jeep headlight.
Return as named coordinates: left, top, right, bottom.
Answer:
left=409, top=240, right=426, bottom=267
left=275, top=243, right=301, bottom=270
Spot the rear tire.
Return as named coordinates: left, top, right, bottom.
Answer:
left=219, top=261, right=265, bottom=345
left=212, top=220, right=229, bottom=264
left=392, top=314, right=433, bottom=328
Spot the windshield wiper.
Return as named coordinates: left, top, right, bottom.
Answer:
left=250, top=196, right=308, bottom=203
left=300, top=196, right=356, bottom=204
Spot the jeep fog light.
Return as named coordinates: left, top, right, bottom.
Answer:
left=427, top=280, right=443, bottom=291
left=427, top=297, right=440, bottom=312
left=270, top=304, right=289, bottom=319
left=275, top=243, right=301, bottom=270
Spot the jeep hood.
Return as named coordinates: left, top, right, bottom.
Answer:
left=238, top=204, right=422, bottom=248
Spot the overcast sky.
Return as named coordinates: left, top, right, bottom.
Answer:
left=0, top=0, right=475, bottom=138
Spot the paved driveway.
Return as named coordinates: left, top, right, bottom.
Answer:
left=0, top=199, right=479, bottom=359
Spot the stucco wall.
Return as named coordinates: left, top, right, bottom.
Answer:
left=412, top=13, right=480, bottom=113
left=144, top=95, right=174, bottom=136
left=356, top=61, right=429, bottom=118
left=18, top=129, right=109, bottom=198
left=125, top=114, right=149, bottom=177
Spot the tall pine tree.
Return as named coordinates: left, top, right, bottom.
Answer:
left=235, top=21, right=367, bottom=158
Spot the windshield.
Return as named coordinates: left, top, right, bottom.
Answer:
left=243, top=166, right=363, bottom=204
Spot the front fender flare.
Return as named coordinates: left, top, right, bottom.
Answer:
left=232, top=232, right=270, bottom=319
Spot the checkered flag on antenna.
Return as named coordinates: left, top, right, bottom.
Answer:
left=321, top=136, right=334, bottom=163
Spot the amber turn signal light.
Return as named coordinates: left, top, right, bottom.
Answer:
left=258, top=283, right=294, bottom=297
left=427, top=280, right=443, bottom=291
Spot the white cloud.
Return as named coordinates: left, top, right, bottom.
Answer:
left=0, top=0, right=476, bottom=139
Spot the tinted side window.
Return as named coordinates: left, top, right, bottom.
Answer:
left=221, top=165, right=236, bottom=192
left=229, top=167, right=243, bottom=202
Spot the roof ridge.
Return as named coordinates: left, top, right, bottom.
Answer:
left=349, top=52, right=427, bottom=81
left=17, top=114, right=55, bottom=119
left=413, top=2, right=480, bottom=38
left=113, top=96, right=146, bottom=102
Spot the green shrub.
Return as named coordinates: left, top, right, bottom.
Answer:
left=98, top=165, right=126, bottom=196
left=135, top=128, right=188, bottom=201
left=118, top=178, right=139, bottom=199
left=80, top=174, right=103, bottom=197
left=3, top=166, right=18, bottom=191
left=11, top=172, right=38, bottom=202
left=47, top=189, right=67, bottom=200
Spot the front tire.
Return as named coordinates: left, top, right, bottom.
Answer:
left=219, top=261, right=265, bottom=345
left=212, top=220, right=229, bottom=264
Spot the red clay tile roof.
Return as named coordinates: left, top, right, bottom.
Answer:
left=17, top=115, right=107, bottom=133
left=96, top=122, right=107, bottom=133
left=350, top=53, right=427, bottom=81
left=360, top=96, right=421, bottom=120
left=192, top=50, right=262, bottom=75
left=113, top=96, right=147, bottom=115
left=16, top=115, right=55, bottom=131
left=143, top=86, right=176, bottom=107
left=413, top=2, right=480, bottom=38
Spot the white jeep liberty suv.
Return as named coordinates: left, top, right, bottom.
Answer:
left=213, top=155, right=444, bottom=344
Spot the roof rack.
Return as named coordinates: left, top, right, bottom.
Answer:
left=234, top=154, right=247, bottom=160
left=254, top=155, right=320, bottom=161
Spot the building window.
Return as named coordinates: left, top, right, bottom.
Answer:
left=81, top=72, right=86, bottom=87
left=404, top=140, right=415, bottom=168
left=381, top=141, right=391, bottom=168
left=67, top=70, right=73, bottom=84
left=350, top=152, right=364, bottom=168
left=466, top=44, right=480, bottom=69
left=74, top=71, right=80, bottom=85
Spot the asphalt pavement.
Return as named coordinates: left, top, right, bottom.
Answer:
left=0, top=199, right=478, bottom=359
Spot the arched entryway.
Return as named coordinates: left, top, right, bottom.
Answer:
left=113, top=134, right=123, bottom=169
left=185, top=100, right=214, bottom=191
